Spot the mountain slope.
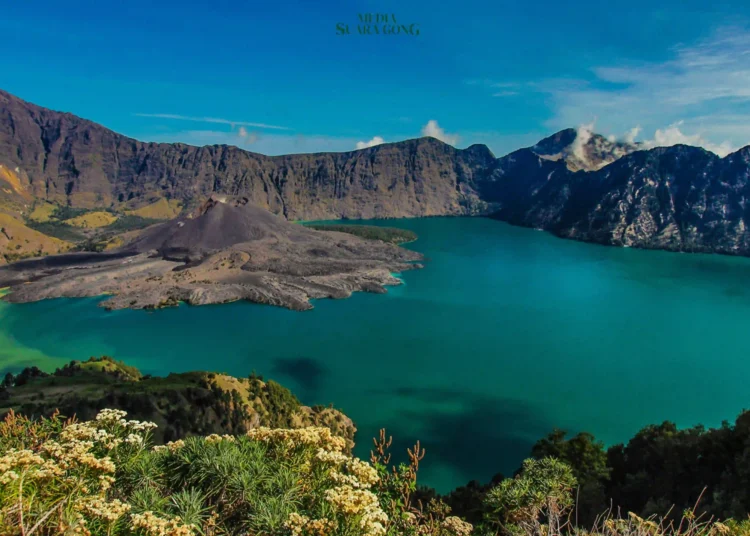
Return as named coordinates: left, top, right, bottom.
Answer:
left=0, top=212, right=72, bottom=263
left=0, top=89, right=495, bottom=220
left=483, top=144, right=750, bottom=255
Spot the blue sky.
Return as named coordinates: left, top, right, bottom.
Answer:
left=1, top=0, right=749, bottom=156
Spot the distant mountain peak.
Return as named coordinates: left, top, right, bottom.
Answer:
left=532, top=127, right=640, bottom=172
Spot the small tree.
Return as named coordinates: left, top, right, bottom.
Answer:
left=484, top=457, right=577, bottom=536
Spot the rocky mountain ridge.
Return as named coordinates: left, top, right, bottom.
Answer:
left=3, top=88, right=750, bottom=256
left=0, top=89, right=495, bottom=220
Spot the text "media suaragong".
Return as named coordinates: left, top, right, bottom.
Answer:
left=336, top=14, right=420, bottom=36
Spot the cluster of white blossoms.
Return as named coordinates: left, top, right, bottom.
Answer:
left=260, top=427, right=387, bottom=536
left=94, top=408, right=129, bottom=424
left=130, top=511, right=196, bottom=536
left=247, top=426, right=347, bottom=452
left=324, top=485, right=388, bottom=536
left=204, top=434, right=236, bottom=443
left=1, top=410, right=160, bottom=487
left=94, top=408, right=157, bottom=433
left=60, top=423, right=124, bottom=450
left=125, top=433, right=145, bottom=446
left=285, top=512, right=338, bottom=536
left=41, top=439, right=116, bottom=473
left=334, top=458, right=379, bottom=489
left=152, top=439, right=186, bottom=453
left=315, top=447, right=349, bottom=465
left=0, top=448, right=50, bottom=484
left=0, top=409, right=164, bottom=535
left=76, top=497, right=131, bottom=523
left=442, top=516, right=474, bottom=536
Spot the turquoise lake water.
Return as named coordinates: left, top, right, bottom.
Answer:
left=2, top=217, right=750, bottom=491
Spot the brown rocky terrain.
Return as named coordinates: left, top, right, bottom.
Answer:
left=0, top=196, right=422, bottom=310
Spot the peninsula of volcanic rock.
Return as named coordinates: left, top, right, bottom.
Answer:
left=0, top=196, right=422, bottom=310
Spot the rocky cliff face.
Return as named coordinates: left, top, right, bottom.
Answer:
left=481, top=144, right=750, bottom=255
left=3, top=88, right=750, bottom=256
left=0, top=89, right=495, bottom=220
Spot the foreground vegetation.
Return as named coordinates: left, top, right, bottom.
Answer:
left=3, top=358, right=750, bottom=534
left=2, top=409, right=747, bottom=536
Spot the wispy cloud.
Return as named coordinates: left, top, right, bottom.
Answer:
left=134, top=113, right=290, bottom=131
left=237, top=126, right=260, bottom=145
left=543, top=27, right=750, bottom=154
left=475, top=27, right=750, bottom=155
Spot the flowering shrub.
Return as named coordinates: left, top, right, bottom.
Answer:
left=0, top=409, right=168, bottom=535
left=0, top=411, right=446, bottom=535
left=1, top=410, right=743, bottom=536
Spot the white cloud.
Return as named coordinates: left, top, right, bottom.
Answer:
left=641, top=122, right=735, bottom=157
left=489, top=27, right=750, bottom=155
left=570, top=120, right=596, bottom=162
left=355, top=136, right=385, bottom=149
left=237, top=126, right=260, bottom=145
left=624, top=126, right=642, bottom=144
left=421, top=120, right=459, bottom=146
left=134, top=113, right=289, bottom=130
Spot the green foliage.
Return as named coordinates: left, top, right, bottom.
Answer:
left=264, top=380, right=302, bottom=426
left=103, top=215, right=160, bottom=232
left=306, top=224, right=418, bottom=244
left=55, top=356, right=143, bottom=381
left=602, top=415, right=750, bottom=521
left=168, top=488, right=211, bottom=529
left=483, top=457, right=577, bottom=535
left=26, top=220, right=86, bottom=241
left=446, top=413, right=750, bottom=528
left=24, top=206, right=158, bottom=249
left=531, top=429, right=609, bottom=524
left=51, top=206, right=90, bottom=220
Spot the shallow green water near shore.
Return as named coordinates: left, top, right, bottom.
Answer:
left=2, top=217, right=750, bottom=491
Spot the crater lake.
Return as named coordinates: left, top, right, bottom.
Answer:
left=2, top=217, right=750, bottom=491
